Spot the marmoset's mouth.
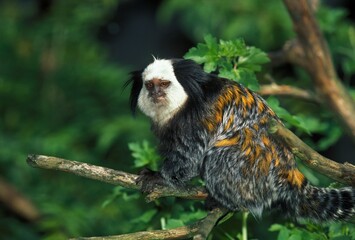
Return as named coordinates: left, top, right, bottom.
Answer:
left=152, top=95, right=166, bottom=104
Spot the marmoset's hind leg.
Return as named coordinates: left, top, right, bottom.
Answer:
left=202, top=148, right=274, bottom=216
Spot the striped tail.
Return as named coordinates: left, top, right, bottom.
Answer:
left=293, top=184, right=355, bottom=221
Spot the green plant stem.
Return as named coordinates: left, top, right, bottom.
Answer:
left=242, top=212, right=249, bottom=240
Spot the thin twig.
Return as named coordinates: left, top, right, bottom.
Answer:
left=268, top=39, right=307, bottom=68
left=70, top=208, right=228, bottom=240
left=258, top=83, right=321, bottom=103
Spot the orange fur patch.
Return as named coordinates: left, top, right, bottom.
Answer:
left=224, top=110, right=234, bottom=132
left=244, top=147, right=252, bottom=156
left=204, top=120, right=215, bottom=132
left=259, top=152, right=272, bottom=173
left=245, top=90, right=255, bottom=108
left=254, top=146, right=261, bottom=159
left=215, top=135, right=241, bottom=147
left=270, top=147, right=280, bottom=166
left=287, top=169, right=305, bottom=189
left=261, top=135, right=270, bottom=147
left=244, top=128, right=253, bottom=143
left=259, top=116, right=269, bottom=125
left=257, top=100, right=265, bottom=113
left=205, top=87, right=237, bottom=132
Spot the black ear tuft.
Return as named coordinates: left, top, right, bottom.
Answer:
left=123, top=70, right=143, bottom=115
left=171, top=59, right=209, bottom=104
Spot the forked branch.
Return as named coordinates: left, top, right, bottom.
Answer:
left=26, top=155, right=221, bottom=239
left=282, top=0, right=355, bottom=141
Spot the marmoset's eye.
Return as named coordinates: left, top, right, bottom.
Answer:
left=145, top=81, right=154, bottom=90
left=160, top=81, right=171, bottom=88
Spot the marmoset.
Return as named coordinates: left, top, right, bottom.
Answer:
left=126, top=58, right=355, bottom=221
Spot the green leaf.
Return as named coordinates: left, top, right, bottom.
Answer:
left=236, top=68, right=260, bottom=91
left=269, top=224, right=284, bottom=232
left=131, top=209, right=157, bottom=224
left=217, top=212, right=234, bottom=225
left=266, top=96, right=310, bottom=134
left=328, top=222, right=355, bottom=239
left=179, top=210, right=207, bottom=223
left=128, top=140, right=161, bottom=170
left=219, top=61, right=236, bottom=80
left=219, top=38, right=246, bottom=57
left=102, top=186, right=140, bottom=208
left=204, top=34, right=218, bottom=50
left=238, top=46, right=270, bottom=71
left=330, top=237, right=351, bottom=240
left=278, top=227, right=290, bottom=240
left=166, top=219, right=185, bottom=229
left=184, top=45, right=208, bottom=64
left=317, top=126, right=342, bottom=150
left=204, top=61, right=217, bottom=73
left=289, top=234, right=302, bottom=240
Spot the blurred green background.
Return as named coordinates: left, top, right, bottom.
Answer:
left=0, top=0, right=354, bottom=239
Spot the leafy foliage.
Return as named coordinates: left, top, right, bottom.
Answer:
left=185, top=34, right=269, bottom=91
left=128, top=140, right=161, bottom=170
left=317, top=6, right=355, bottom=84
left=270, top=222, right=355, bottom=240
left=266, top=96, right=310, bottom=134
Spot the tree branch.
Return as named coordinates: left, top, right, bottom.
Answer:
left=71, top=208, right=228, bottom=240
left=282, top=0, right=355, bottom=141
left=268, top=39, right=307, bottom=69
left=258, top=83, right=321, bottom=103
left=269, top=119, right=355, bottom=186
left=27, top=154, right=138, bottom=189
left=27, top=155, right=208, bottom=202
left=0, top=177, right=40, bottom=221
left=27, top=155, right=223, bottom=239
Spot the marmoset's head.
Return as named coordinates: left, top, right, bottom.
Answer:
left=126, top=58, right=209, bottom=125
